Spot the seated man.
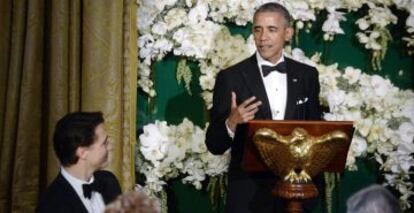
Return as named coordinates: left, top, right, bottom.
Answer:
left=37, top=112, right=122, bottom=213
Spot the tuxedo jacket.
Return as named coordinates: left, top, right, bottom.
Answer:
left=205, top=54, right=322, bottom=213
left=36, top=170, right=122, bottom=213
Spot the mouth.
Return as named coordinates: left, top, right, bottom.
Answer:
left=258, top=45, right=272, bottom=51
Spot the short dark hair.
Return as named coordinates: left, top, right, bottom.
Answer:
left=347, top=184, right=401, bottom=213
left=53, top=112, right=104, bottom=166
left=253, top=2, right=293, bottom=27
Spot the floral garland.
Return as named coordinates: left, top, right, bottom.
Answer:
left=137, top=119, right=230, bottom=211
left=138, top=0, right=414, bottom=98
left=137, top=0, right=414, bottom=210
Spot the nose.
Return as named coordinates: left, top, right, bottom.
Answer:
left=259, top=30, right=268, bottom=41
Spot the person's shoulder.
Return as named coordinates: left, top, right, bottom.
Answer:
left=95, top=170, right=122, bottom=202
left=40, top=175, right=66, bottom=198
left=94, top=170, right=118, bottom=181
left=218, top=55, right=256, bottom=76
left=36, top=176, right=68, bottom=212
left=94, top=170, right=121, bottom=190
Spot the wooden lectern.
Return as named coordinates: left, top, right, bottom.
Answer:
left=243, top=120, right=354, bottom=213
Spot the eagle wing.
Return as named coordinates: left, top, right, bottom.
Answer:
left=253, top=128, right=295, bottom=178
left=304, top=130, right=348, bottom=177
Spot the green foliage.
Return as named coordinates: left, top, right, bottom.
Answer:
left=324, top=172, right=341, bottom=213
left=176, top=59, right=193, bottom=96
left=207, top=175, right=228, bottom=212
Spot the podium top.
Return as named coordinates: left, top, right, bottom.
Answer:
left=243, top=120, right=355, bottom=173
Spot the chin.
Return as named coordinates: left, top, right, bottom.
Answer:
left=259, top=52, right=273, bottom=60
left=98, top=158, right=109, bottom=169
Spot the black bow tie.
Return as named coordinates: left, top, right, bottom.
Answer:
left=82, top=180, right=103, bottom=199
left=261, top=62, right=287, bottom=77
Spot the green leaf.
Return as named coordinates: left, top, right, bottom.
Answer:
left=176, top=59, right=193, bottom=95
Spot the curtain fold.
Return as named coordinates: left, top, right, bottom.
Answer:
left=0, top=0, right=137, bottom=212
left=80, top=0, right=137, bottom=191
left=0, top=0, right=45, bottom=212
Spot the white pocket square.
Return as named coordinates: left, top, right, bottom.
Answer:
left=296, top=97, right=308, bottom=105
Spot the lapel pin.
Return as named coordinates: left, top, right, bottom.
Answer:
left=292, top=78, right=298, bottom=82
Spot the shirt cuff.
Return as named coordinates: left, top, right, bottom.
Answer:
left=225, top=119, right=235, bottom=139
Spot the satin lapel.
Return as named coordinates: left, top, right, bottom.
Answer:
left=284, top=57, right=300, bottom=120
left=240, top=55, right=272, bottom=119
left=57, top=173, right=89, bottom=213
left=96, top=173, right=111, bottom=204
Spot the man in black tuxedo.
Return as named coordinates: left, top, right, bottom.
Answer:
left=37, top=112, right=122, bottom=213
left=205, top=2, right=322, bottom=213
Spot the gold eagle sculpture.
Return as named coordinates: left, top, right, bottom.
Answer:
left=253, top=127, right=348, bottom=183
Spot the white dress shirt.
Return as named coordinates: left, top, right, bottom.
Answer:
left=225, top=52, right=288, bottom=138
left=61, top=167, right=106, bottom=213
left=256, top=52, right=287, bottom=120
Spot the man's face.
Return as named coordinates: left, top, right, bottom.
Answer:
left=253, top=11, right=293, bottom=64
left=84, top=123, right=110, bottom=170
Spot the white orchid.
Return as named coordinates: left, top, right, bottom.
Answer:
left=288, top=0, right=316, bottom=22
left=343, top=67, right=361, bottom=84
left=343, top=0, right=365, bottom=11
left=351, top=136, right=368, bottom=158
left=368, top=4, right=397, bottom=28
left=290, top=48, right=317, bottom=67
left=322, top=8, right=346, bottom=41
left=182, top=157, right=206, bottom=189
left=199, top=73, right=216, bottom=91
left=164, top=8, right=187, bottom=30
left=173, top=21, right=222, bottom=59
left=138, top=63, right=156, bottom=97
left=356, top=31, right=382, bottom=50
left=188, top=2, right=209, bottom=25
left=398, top=122, right=414, bottom=143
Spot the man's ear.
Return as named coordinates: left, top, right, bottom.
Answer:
left=285, top=27, right=294, bottom=42
left=76, top=146, right=88, bottom=160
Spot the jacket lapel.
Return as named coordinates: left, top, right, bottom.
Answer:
left=284, top=57, right=301, bottom=120
left=56, top=173, right=89, bottom=213
left=240, top=55, right=272, bottom=119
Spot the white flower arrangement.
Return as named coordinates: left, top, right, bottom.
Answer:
left=137, top=0, right=414, bottom=97
left=137, top=0, right=414, bottom=210
left=137, top=119, right=230, bottom=195
left=198, top=28, right=253, bottom=108
left=355, top=2, right=397, bottom=70
left=290, top=48, right=414, bottom=208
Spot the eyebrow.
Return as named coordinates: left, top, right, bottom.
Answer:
left=102, top=136, right=109, bottom=145
left=253, top=25, right=279, bottom=30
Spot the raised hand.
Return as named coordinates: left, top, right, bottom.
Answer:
left=227, top=91, right=262, bottom=132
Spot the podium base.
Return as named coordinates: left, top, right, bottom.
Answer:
left=272, top=181, right=319, bottom=213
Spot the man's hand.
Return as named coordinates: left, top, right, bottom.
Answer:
left=227, top=92, right=262, bottom=132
